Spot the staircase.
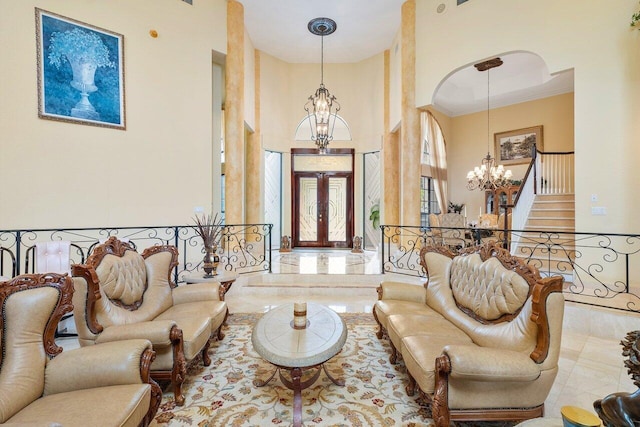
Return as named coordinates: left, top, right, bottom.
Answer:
left=512, top=194, right=575, bottom=282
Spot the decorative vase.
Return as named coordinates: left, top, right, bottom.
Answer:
left=69, top=58, right=100, bottom=120
left=203, top=246, right=219, bottom=278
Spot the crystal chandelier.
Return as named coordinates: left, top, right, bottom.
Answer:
left=467, top=58, right=513, bottom=191
left=304, top=18, right=340, bottom=154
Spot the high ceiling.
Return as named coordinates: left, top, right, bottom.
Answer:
left=237, top=1, right=574, bottom=116
left=238, top=0, right=405, bottom=64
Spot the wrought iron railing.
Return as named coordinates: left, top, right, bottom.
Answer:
left=0, top=224, right=272, bottom=282
left=380, top=224, right=640, bottom=313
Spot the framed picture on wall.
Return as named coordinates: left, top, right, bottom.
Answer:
left=35, top=8, right=125, bottom=129
left=494, top=125, right=543, bottom=165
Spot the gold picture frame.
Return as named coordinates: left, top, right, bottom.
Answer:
left=36, top=8, right=126, bottom=130
left=494, top=125, right=543, bottom=165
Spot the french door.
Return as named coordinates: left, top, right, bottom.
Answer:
left=292, top=149, right=354, bottom=248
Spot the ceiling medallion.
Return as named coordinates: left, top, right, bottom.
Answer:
left=308, top=17, right=337, bottom=36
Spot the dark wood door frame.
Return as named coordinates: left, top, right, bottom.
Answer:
left=291, top=148, right=354, bottom=249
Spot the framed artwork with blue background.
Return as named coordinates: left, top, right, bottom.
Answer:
left=36, top=8, right=125, bottom=130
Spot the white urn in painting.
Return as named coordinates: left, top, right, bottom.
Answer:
left=48, top=27, right=115, bottom=120
left=69, top=58, right=99, bottom=120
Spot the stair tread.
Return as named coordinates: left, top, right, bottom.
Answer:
left=529, top=216, right=575, bottom=221
left=530, top=208, right=575, bottom=211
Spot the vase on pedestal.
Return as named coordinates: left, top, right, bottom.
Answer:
left=69, top=58, right=100, bottom=120
left=203, top=246, right=219, bottom=278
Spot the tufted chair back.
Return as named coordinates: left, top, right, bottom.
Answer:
left=438, top=213, right=466, bottom=247
left=35, top=241, right=71, bottom=274
left=0, top=274, right=73, bottom=423
left=439, top=213, right=465, bottom=228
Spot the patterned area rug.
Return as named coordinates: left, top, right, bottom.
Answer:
left=152, top=313, right=516, bottom=427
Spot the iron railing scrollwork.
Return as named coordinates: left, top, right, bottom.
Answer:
left=380, top=224, right=640, bottom=313
left=0, top=224, right=272, bottom=283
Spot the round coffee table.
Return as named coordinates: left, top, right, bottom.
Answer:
left=251, top=303, right=347, bottom=427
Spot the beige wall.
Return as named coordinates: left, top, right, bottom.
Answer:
left=446, top=93, right=574, bottom=219
left=258, top=51, right=385, bottom=235
left=259, top=53, right=385, bottom=153
left=258, top=52, right=291, bottom=150
left=416, top=0, right=640, bottom=234
left=0, top=0, right=227, bottom=228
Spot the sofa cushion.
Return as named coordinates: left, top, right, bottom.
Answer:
left=7, top=384, right=150, bottom=427
left=157, top=300, right=227, bottom=334
left=374, top=300, right=443, bottom=331
left=161, top=316, right=211, bottom=361
left=387, top=314, right=471, bottom=354
left=449, top=254, right=530, bottom=321
left=401, top=334, right=474, bottom=395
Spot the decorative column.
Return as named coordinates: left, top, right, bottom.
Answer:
left=246, top=50, right=263, bottom=227
left=225, top=0, right=245, bottom=224
left=383, top=49, right=400, bottom=227
left=400, top=0, right=421, bottom=227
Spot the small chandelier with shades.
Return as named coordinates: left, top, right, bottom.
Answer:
left=304, top=17, right=340, bottom=154
left=466, top=57, right=513, bottom=191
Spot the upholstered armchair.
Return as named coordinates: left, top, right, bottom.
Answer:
left=0, top=273, right=160, bottom=427
left=478, top=213, right=498, bottom=228
left=71, top=237, right=228, bottom=405
left=438, top=213, right=467, bottom=248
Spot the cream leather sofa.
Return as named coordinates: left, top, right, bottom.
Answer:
left=373, top=242, right=564, bottom=426
left=72, top=237, right=228, bottom=406
left=0, top=273, right=159, bottom=427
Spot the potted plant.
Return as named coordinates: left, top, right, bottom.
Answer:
left=192, top=212, right=224, bottom=277
left=369, top=202, right=380, bottom=229
left=632, top=3, right=640, bottom=29
left=448, top=201, right=465, bottom=214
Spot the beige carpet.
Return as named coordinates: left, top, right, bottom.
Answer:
left=152, top=313, right=516, bottom=427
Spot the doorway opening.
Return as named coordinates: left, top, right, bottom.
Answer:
left=291, top=149, right=354, bottom=248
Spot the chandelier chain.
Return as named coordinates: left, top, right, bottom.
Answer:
left=486, top=67, right=490, bottom=154
left=321, top=35, right=324, bottom=85
left=304, top=17, right=340, bottom=154
left=466, top=57, right=512, bottom=191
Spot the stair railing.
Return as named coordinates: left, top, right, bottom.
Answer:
left=510, top=158, right=536, bottom=252
left=537, top=150, right=575, bottom=195
left=506, top=145, right=575, bottom=252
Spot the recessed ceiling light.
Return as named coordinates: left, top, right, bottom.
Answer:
left=437, top=3, right=446, bottom=13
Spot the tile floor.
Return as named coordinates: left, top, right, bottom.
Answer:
left=58, top=248, right=640, bottom=422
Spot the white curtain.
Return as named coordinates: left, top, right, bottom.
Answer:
left=421, top=111, right=448, bottom=214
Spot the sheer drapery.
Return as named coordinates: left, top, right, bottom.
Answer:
left=422, top=111, right=448, bottom=214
